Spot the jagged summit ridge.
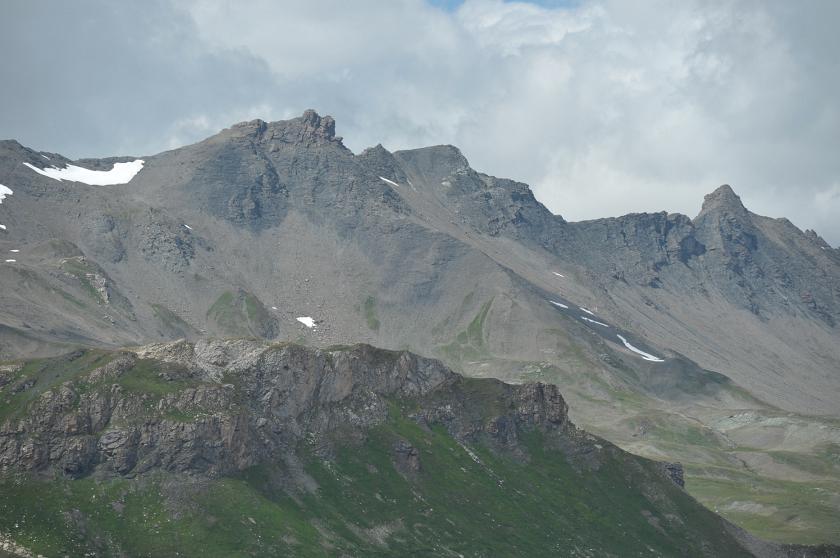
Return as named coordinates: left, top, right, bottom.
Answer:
left=223, top=109, right=342, bottom=148
left=698, top=183, right=749, bottom=216
left=1, top=111, right=838, bottom=414
left=0, top=340, right=570, bottom=479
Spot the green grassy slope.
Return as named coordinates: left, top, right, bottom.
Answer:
left=449, top=346, right=840, bottom=546
left=206, top=290, right=277, bottom=338
left=0, top=391, right=751, bottom=557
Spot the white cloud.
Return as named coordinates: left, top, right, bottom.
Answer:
left=2, top=0, right=839, bottom=244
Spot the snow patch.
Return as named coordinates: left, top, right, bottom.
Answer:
left=9, top=250, right=19, bottom=253
left=552, top=271, right=565, bottom=277
left=271, top=306, right=277, bottom=310
left=23, top=159, right=144, bottom=185
left=4, top=259, right=15, bottom=263
left=0, top=185, right=12, bottom=204
left=0, top=185, right=11, bottom=228
left=616, top=334, right=664, bottom=362
left=41, top=154, right=50, bottom=160
left=379, top=176, right=400, bottom=188
left=581, top=316, right=609, bottom=327
left=183, top=224, right=193, bottom=231
left=580, top=307, right=596, bottom=316
left=548, top=300, right=569, bottom=309
left=296, top=316, right=316, bottom=328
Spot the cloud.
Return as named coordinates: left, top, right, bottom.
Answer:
left=0, top=0, right=277, bottom=157
left=2, top=0, right=839, bottom=244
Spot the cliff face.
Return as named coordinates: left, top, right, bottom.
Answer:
left=0, top=340, right=567, bottom=480
left=562, top=184, right=840, bottom=324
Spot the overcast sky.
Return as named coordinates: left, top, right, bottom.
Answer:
left=2, top=0, right=839, bottom=245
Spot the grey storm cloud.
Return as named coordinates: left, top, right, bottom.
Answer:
left=1, top=0, right=839, bottom=244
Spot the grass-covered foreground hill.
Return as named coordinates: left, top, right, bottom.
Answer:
left=0, top=341, right=836, bottom=557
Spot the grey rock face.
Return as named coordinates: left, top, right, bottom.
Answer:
left=561, top=184, right=839, bottom=324
left=662, top=461, right=685, bottom=488
left=0, top=342, right=571, bottom=481
left=392, top=439, right=421, bottom=474
left=393, top=145, right=564, bottom=243
left=0, top=110, right=838, bottom=417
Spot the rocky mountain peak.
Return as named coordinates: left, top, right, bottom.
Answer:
left=356, top=143, right=411, bottom=184
left=804, top=228, right=833, bottom=250
left=394, top=144, right=469, bottom=173
left=699, top=184, right=748, bottom=216
left=298, top=108, right=336, bottom=140
left=228, top=118, right=267, bottom=136
left=222, top=110, right=341, bottom=148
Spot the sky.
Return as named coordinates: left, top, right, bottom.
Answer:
left=2, top=0, right=839, bottom=245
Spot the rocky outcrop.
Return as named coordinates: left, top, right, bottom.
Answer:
left=697, top=184, right=750, bottom=218
left=0, top=341, right=571, bottom=481
left=565, top=211, right=707, bottom=288
left=392, top=439, right=421, bottom=475
left=558, top=183, right=840, bottom=326
left=662, top=461, right=685, bottom=488
left=0, top=533, right=46, bottom=558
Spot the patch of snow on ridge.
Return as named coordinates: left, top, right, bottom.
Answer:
left=616, top=334, right=664, bottom=362
left=183, top=224, right=193, bottom=231
left=379, top=176, right=400, bottom=188
left=552, top=271, right=565, bottom=277
left=0, top=185, right=12, bottom=204
left=0, top=185, right=11, bottom=230
left=549, top=300, right=568, bottom=309
left=4, top=259, right=15, bottom=263
left=581, top=316, right=609, bottom=327
left=23, top=160, right=144, bottom=185
left=580, top=307, right=596, bottom=316
left=9, top=250, right=19, bottom=253
left=296, top=316, right=316, bottom=328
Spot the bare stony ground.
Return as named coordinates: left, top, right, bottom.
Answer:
left=0, top=110, right=838, bottom=546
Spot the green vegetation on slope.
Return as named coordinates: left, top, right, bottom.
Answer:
left=438, top=298, right=494, bottom=364
left=59, top=257, right=105, bottom=303
left=449, top=333, right=840, bottom=547
left=363, top=295, right=380, bottom=331
left=0, top=349, right=113, bottom=422
left=686, top=465, right=840, bottom=545
left=206, top=290, right=276, bottom=338
left=0, top=401, right=752, bottom=557
left=151, top=303, right=195, bottom=337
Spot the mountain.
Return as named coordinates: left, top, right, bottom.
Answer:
left=0, top=340, right=834, bottom=557
left=1, top=111, right=839, bottom=546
